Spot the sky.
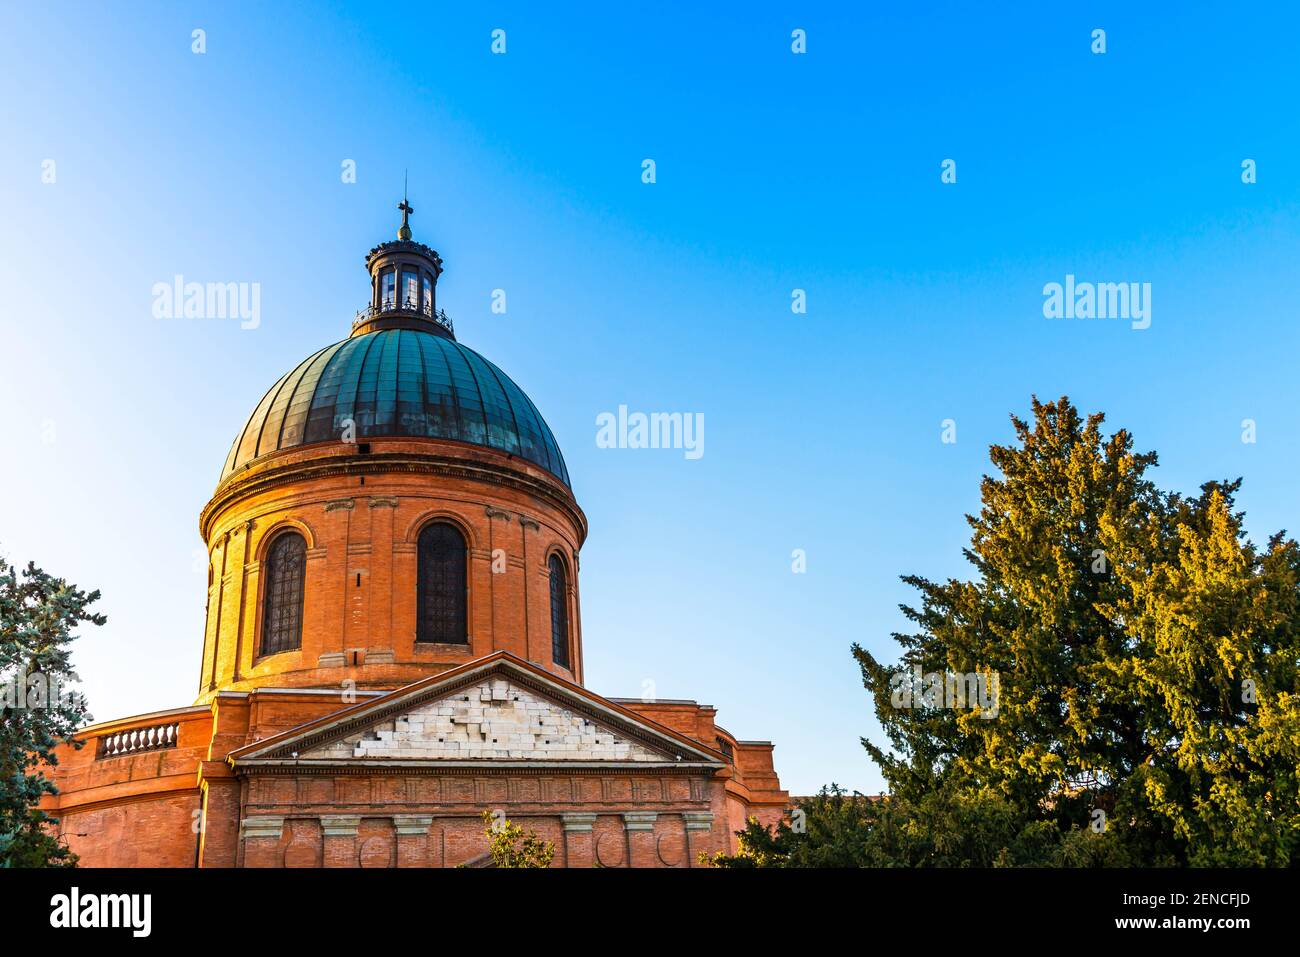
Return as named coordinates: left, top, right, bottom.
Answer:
left=2, top=2, right=1299, bottom=796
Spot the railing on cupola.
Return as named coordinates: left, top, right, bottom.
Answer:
left=95, top=721, right=180, bottom=759
left=353, top=298, right=454, bottom=336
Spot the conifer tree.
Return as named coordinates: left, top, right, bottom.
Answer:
left=853, top=396, right=1300, bottom=865
left=712, top=397, right=1300, bottom=866
left=0, top=555, right=103, bottom=867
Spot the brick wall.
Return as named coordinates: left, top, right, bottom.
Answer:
left=196, top=439, right=587, bottom=701
left=44, top=674, right=787, bottom=867
left=229, top=777, right=729, bottom=869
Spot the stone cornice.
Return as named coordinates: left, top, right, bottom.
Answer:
left=73, top=704, right=211, bottom=737
left=201, top=446, right=586, bottom=545
left=41, top=778, right=202, bottom=814
left=231, top=762, right=718, bottom=777
left=365, top=239, right=442, bottom=274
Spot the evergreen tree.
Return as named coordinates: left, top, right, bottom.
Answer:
left=0, top=555, right=104, bottom=867
left=711, top=397, right=1300, bottom=866
left=853, top=396, right=1300, bottom=865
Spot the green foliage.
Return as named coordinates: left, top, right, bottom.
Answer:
left=711, top=397, right=1300, bottom=867
left=0, top=555, right=104, bottom=867
left=480, top=810, right=555, bottom=868
left=706, top=785, right=1130, bottom=868
left=702, top=786, right=876, bottom=868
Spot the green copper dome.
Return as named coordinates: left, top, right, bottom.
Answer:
left=220, top=328, right=570, bottom=487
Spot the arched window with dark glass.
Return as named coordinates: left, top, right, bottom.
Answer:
left=417, top=522, right=467, bottom=644
left=402, top=268, right=419, bottom=310
left=549, top=554, right=570, bottom=667
left=261, top=532, right=306, bottom=656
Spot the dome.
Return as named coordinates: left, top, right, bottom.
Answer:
left=220, top=328, right=570, bottom=487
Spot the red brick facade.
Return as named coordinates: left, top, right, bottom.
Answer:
left=44, top=657, right=787, bottom=867
left=40, top=224, right=788, bottom=867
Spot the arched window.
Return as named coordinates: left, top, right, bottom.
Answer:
left=261, top=532, right=306, bottom=655
left=402, top=268, right=419, bottom=310
left=417, top=522, right=467, bottom=644
left=549, top=554, right=570, bottom=667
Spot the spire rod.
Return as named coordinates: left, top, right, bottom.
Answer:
left=397, top=173, right=414, bottom=240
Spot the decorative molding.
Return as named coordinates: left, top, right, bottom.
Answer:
left=368, top=496, right=399, bottom=509
left=365, top=239, right=443, bottom=272
left=683, top=812, right=714, bottom=831
left=562, top=813, right=597, bottom=832
left=231, top=763, right=715, bottom=777
left=411, top=642, right=475, bottom=657
left=401, top=509, right=480, bottom=549
left=392, top=814, right=433, bottom=835
left=320, top=814, right=361, bottom=837
left=657, top=833, right=684, bottom=867
left=240, top=816, right=285, bottom=841
left=623, top=811, right=658, bottom=831
left=317, top=653, right=346, bottom=668
left=324, top=498, right=355, bottom=512
left=247, top=517, right=320, bottom=553
left=484, top=507, right=512, bottom=520
left=518, top=516, right=540, bottom=531
left=632, top=778, right=663, bottom=802
left=203, top=451, right=584, bottom=547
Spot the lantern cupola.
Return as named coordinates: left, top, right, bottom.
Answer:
left=353, top=197, right=452, bottom=339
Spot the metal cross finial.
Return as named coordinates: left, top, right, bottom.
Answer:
left=397, top=172, right=414, bottom=239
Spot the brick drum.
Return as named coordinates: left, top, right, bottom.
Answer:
left=42, top=214, right=788, bottom=867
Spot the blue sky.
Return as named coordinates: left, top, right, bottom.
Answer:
left=2, top=2, right=1299, bottom=795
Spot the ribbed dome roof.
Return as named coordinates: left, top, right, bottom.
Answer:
left=220, top=328, right=570, bottom=487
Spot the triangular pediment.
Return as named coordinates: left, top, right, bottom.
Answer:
left=229, top=653, right=723, bottom=769
left=300, top=676, right=670, bottom=762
